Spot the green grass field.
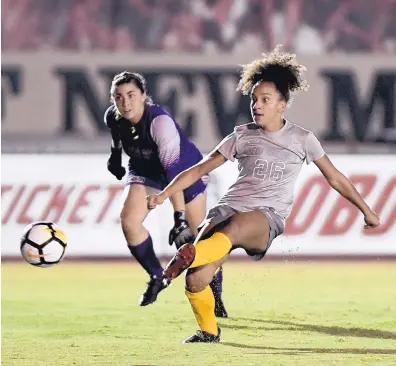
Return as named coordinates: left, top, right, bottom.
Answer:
left=2, top=261, right=396, bottom=366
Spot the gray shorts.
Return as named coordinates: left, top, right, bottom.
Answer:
left=199, top=205, right=285, bottom=261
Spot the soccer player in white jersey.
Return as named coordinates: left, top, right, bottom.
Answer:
left=146, top=46, right=380, bottom=343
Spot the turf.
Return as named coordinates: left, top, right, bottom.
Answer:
left=2, top=261, right=396, bottom=365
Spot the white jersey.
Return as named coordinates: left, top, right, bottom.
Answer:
left=215, top=120, right=325, bottom=220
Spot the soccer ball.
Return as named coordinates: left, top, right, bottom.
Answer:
left=20, top=221, right=67, bottom=267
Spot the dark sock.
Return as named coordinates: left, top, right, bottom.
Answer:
left=209, top=266, right=223, bottom=300
left=128, top=235, right=163, bottom=278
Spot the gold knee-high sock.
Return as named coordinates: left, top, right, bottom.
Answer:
left=190, top=232, right=232, bottom=268
left=185, top=287, right=218, bottom=335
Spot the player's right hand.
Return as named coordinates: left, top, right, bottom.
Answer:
left=107, top=147, right=126, bottom=180
left=108, top=164, right=126, bottom=180
left=147, top=194, right=165, bottom=210
left=364, top=211, right=380, bottom=229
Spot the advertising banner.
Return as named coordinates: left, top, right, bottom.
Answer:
left=2, top=53, right=395, bottom=152
left=2, top=154, right=395, bottom=257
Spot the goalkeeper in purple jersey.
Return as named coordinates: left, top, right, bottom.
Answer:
left=147, top=46, right=380, bottom=343
left=105, top=71, right=227, bottom=316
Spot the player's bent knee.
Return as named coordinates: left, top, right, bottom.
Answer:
left=185, top=268, right=211, bottom=293
left=120, top=209, right=143, bottom=234
left=185, top=262, right=221, bottom=293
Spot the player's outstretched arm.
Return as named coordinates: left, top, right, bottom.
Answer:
left=314, top=155, right=380, bottom=229
left=147, top=151, right=227, bottom=209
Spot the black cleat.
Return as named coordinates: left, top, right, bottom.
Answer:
left=163, top=243, right=196, bottom=280
left=182, top=327, right=221, bottom=343
left=214, top=297, right=228, bottom=318
left=138, top=275, right=170, bottom=306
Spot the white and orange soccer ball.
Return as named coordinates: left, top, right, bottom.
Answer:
left=20, top=222, right=67, bottom=267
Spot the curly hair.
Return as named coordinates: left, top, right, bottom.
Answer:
left=236, top=45, right=309, bottom=106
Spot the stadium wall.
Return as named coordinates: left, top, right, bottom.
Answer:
left=2, top=53, right=396, bottom=152
left=2, top=154, right=395, bottom=258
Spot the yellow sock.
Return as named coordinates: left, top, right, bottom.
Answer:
left=185, top=287, right=218, bottom=335
left=190, top=232, right=232, bottom=268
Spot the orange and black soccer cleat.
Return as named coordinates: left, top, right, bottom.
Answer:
left=163, top=243, right=196, bottom=280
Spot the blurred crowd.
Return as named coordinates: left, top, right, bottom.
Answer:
left=2, top=0, right=396, bottom=53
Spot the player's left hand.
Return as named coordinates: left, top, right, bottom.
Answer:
left=147, top=193, right=165, bottom=210
left=364, top=211, right=380, bottom=229
left=169, top=211, right=196, bottom=249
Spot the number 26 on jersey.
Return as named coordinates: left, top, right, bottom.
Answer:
left=253, top=159, right=285, bottom=182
